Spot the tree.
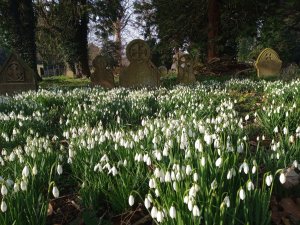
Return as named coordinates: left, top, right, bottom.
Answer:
left=0, top=0, right=40, bottom=80
left=36, top=0, right=91, bottom=77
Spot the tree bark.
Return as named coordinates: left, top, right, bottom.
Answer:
left=207, top=0, right=220, bottom=62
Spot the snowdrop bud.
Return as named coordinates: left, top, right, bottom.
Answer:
left=1, top=185, right=7, bottom=195
left=193, top=173, right=198, bottom=182
left=155, top=189, right=160, bottom=197
left=289, top=135, right=295, bottom=143
left=204, top=133, right=212, bottom=145
left=252, top=165, right=257, bottom=174
left=169, top=206, right=176, bottom=219
left=274, top=126, right=278, bottom=133
left=13, top=183, right=19, bottom=192
left=279, top=173, right=286, bottom=184
left=32, top=165, right=38, bottom=176
left=239, top=188, right=246, bottom=200
left=188, top=200, right=193, bottom=211
left=128, top=195, right=134, bottom=206
left=22, top=165, right=30, bottom=178
left=144, top=198, right=151, bottom=209
left=192, top=205, right=200, bottom=217
left=165, top=171, right=171, bottom=182
left=52, top=186, right=59, bottom=198
left=283, top=127, right=288, bottom=135
left=1, top=200, right=7, bottom=212
left=172, top=181, right=178, bottom=191
left=149, top=178, right=156, bottom=189
left=215, top=157, right=222, bottom=167
left=57, top=164, right=63, bottom=175
left=293, top=160, right=298, bottom=168
left=151, top=206, right=158, bottom=218
left=265, top=175, right=273, bottom=186
left=245, top=114, right=249, bottom=121
left=201, top=157, right=206, bottom=166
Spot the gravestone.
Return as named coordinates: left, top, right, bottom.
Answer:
left=255, top=48, right=282, bottom=78
left=120, top=39, right=160, bottom=88
left=0, top=50, right=37, bottom=95
left=177, top=54, right=196, bottom=84
left=158, top=66, right=168, bottom=77
left=91, top=55, right=115, bottom=88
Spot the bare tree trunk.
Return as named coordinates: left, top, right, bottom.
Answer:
left=114, top=18, right=122, bottom=68
left=207, top=0, right=220, bottom=62
left=78, top=0, right=91, bottom=77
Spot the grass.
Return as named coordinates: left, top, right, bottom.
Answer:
left=39, top=76, right=91, bottom=89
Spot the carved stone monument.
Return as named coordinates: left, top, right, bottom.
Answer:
left=255, top=48, right=282, bottom=78
left=177, top=54, right=196, bottom=84
left=0, top=51, right=37, bottom=95
left=120, top=39, right=160, bottom=88
left=158, top=66, right=168, bottom=77
left=91, top=55, right=115, bottom=88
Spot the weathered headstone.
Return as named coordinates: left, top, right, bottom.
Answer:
left=120, top=39, right=160, bottom=88
left=158, top=66, right=168, bottom=77
left=255, top=48, right=282, bottom=78
left=91, top=55, right=115, bottom=88
left=0, top=50, right=37, bottom=95
left=177, top=54, right=196, bottom=84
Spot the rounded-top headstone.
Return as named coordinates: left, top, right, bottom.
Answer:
left=126, top=39, right=151, bottom=63
left=255, top=48, right=282, bottom=78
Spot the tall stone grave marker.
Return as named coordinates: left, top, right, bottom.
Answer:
left=255, top=48, right=282, bottom=78
left=91, top=55, right=115, bottom=88
left=120, top=39, right=160, bottom=88
left=0, top=50, right=37, bottom=95
left=177, top=54, right=196, bottom=84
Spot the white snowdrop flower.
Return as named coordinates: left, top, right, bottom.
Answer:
left=247, top=181, right=254, bottom=191
left=223, top=196, right=230, bottom=208
left=155, top=189, right=160, bottom=197
left=1, top=184, right=7, bottom=195
left=227, top=168, right=235, bottom=180
left=189, top=186, right=196, bottom=197
left=169, top=206, right=176, bottom=219
left=283, top=127, right=288, bottom=135
left=201, top=157, right=206, bottom=166
left=156, top=210, right=164, bottom=223
left=32, top=164, right=38, bottom=176
left=195, top=139, right=203, bottom=152
left=265, top=175, right=273, bottom=186
left=215, top=157, right=222, bottom=167
left=144, top=197, right=151, bottom=209
left=109, top=166, right=118, bottom=176
left=149, top=178, right=156, bottom=189
left=165, top=171, right=171, bottom=182
left=172, top=181, right=178, bottom=191
left=155, top=151, right=162, bottom=161
left=154, top=168, right=160, bottom=178
left=185, top=165, right=192, bottom=176
left=239, top=162, right=249, bottom=174
left=20, top=179, right=27, bottom=191
left=279, top=173, right=286, bottom=184
left=252, top=165, right=257, bottom=174
left=211, top=179, right=217, bottom=190
left=193, top=173, right=198, bottom=182
left=128, top=195, right=134, bottom=206
left=1, top=200, right=7, bottom=212
left=274, top=126, right=278, bottom=133
left=204, top=133, right=212, bottom=145
left=151, top=206, right=158, bottom=218
left=162, top=147, right=169, bottom=156
left=245, top=114, right=249, bottom=121
left=6, top=179, right=13, bottom=187
left=52, top=186, right=59, bottom=198
left=192, top=205, right=200, bottom=217
left=239, top=188, right=246, bottom=200
left=123, top=159, right=128, bottom=167
left=188, top=199, right=193, bottom=211
left=289, top=135, right=295, bottom=143
left=183, top=195, right=189, bottom=204
left=22, top=165, right=30, bottom=178
left=13, top=183, right=19, bottom=192
left=293, top=160, right=298, bottom=168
